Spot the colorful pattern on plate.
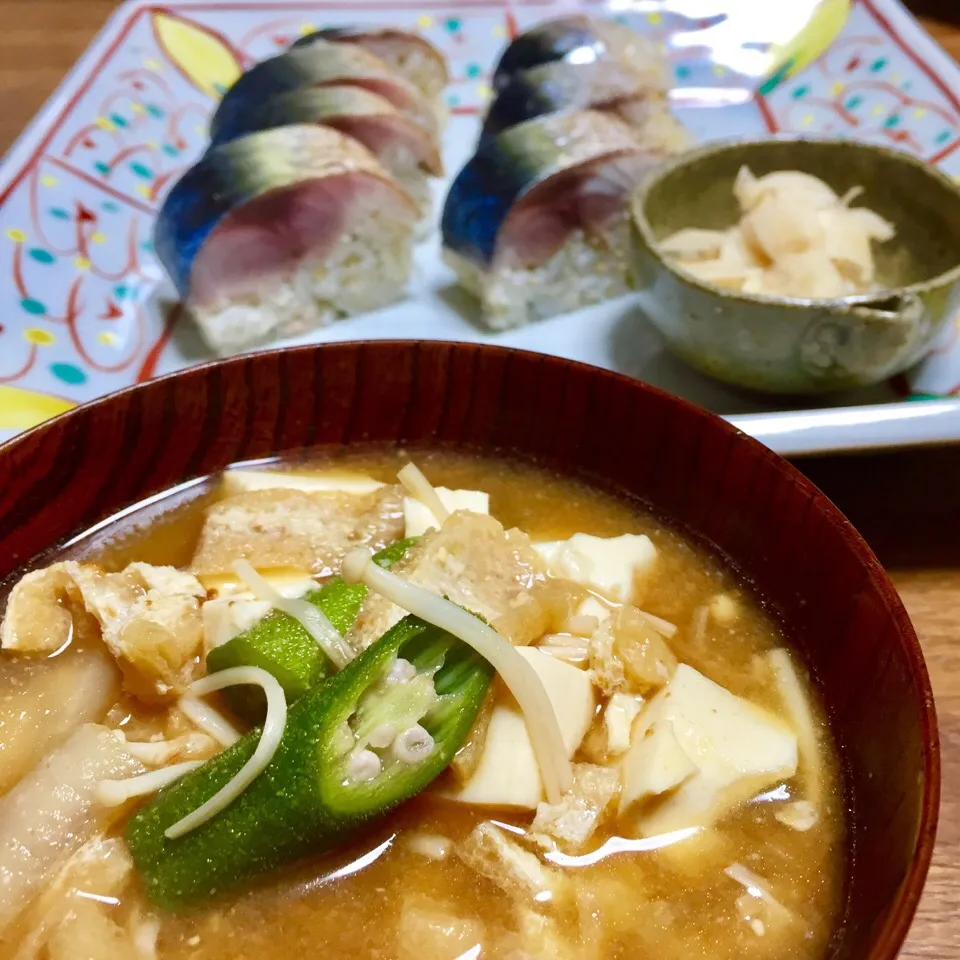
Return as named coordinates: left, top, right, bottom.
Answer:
left=0, top=0, right=958, bottom=449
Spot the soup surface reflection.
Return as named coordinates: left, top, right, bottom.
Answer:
left=0, top=451, right=844, bottom=960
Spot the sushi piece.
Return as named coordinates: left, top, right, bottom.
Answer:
left=210, top=85, right=443, bottom=221
left=155, top=125, right=418, bottom=356
left=210, top=40, right=440, bottom=146
left=441, top=110, right=659, bottom=330
left=293, top=27, right=449, bottom=101
left=482, top=59, right=690, bottom=154
left=492, top=15, right=668, bottom=94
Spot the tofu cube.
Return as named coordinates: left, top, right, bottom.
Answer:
left=202, top=597, right=272, bottom=651
left=620, top=719, right=698, bottom=812
left=532, top=541, right=564, bottom=567
left=440, top=649, right=595, bottom=810
left=577, top=596, right=613, bottom=624
left=533, top=534, right=657, bottom=603
left=628, top=664, right=798, bottom=835
left=221, top=469, right=384, bottom=496
left=403, top=488, right=490, bottom=537
left=200, top=571, right=316, bottom=649
left=204, top=570, right=317, bottom=601
left=604, top=692, right=644, bottom=756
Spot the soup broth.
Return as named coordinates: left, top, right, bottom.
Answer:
left=0, top=450, right=844, bottom=960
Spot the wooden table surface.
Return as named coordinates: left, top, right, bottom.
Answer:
left=0, top=2, right=957, bottom=956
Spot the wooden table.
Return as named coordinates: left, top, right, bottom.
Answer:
left=0, top=3, right=957, bottom=956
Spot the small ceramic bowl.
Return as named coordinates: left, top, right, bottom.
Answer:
left=0, top=341, right=939, bottom=959
left=629, top=137, right=960, bottom=394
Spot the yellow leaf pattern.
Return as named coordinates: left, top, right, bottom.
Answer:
left=152, top=10, right=243, bottom=100
left=0, top=386, right=76, bottom=430
left=767, top=0, right=851, bottom=83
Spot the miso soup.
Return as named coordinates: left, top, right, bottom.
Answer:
left=0, top=451, right=844, bottom=960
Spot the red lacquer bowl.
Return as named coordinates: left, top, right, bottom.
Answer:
left=0, top=341, right=938, bottom=959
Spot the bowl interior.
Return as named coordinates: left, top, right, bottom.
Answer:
left=0, top=342, right=938, bottom=960
left=639, top=138, right=960, bottom=289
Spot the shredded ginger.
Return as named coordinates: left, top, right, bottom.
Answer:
left=659, top=165, right=895, bottom=299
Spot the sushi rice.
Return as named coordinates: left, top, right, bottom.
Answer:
left=441, top=111, right=659, bottom=331
left=156, top=125, right=418, bottom=356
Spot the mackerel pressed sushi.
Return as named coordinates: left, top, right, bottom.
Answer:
left=293, top=26, right=449, bottom=100
left=491, top=15, right=668, bottom=94
left=441, top=110, right=659, bottom=330
left=482, top=59, right=689, bottom=153
left=155, top=125, right=418, bottom=355
left=210, top=41, right=441, bottom=145
left=210, top=85, right=443, bottom=220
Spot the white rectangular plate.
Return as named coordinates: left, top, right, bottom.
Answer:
left=1, top=0, right=958, bottom=455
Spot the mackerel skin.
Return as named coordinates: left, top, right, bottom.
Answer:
left=210, top=86, right=442, bottom=175
left=211, top=41, right=435, bottom=144
left=492, top=15, right=606, bottom=92
left=482, top=59, right=652, bottom=140
left=442, top=110, right=651, bottom=270
left=293, top=26, right=449, bottom=97
left=155, top=124, right=403, bottom=300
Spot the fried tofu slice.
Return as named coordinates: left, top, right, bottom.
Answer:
left=347, top=511, right=547, bottom=651
left=530, top=762, right=620, bottom=852
left=456, top=822, right=566, bottom=902
left=190, top=485, right=404, bottom=576
left=1, top=563, right=79, bottom=654
left=1, top=561, right=206, bottom=703
left=589, top=604, right=677, bottom=697
left=69, top=563, right=206, bottom=702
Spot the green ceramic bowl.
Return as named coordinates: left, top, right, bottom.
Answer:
left=629, top=137, right=960, bottom=394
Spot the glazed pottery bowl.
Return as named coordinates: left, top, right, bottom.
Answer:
left=630, top=136, right=960, bottom=394
left=0, top=341, right=938, bottom=958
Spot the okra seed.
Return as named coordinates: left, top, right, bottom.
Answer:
left=368, top=723, right=396, bottom=749
left=347, top=749, right=382, bottom=782
left=393, top=724, right=435, bottom=764
left=386, top=658, right=417, bottom=685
